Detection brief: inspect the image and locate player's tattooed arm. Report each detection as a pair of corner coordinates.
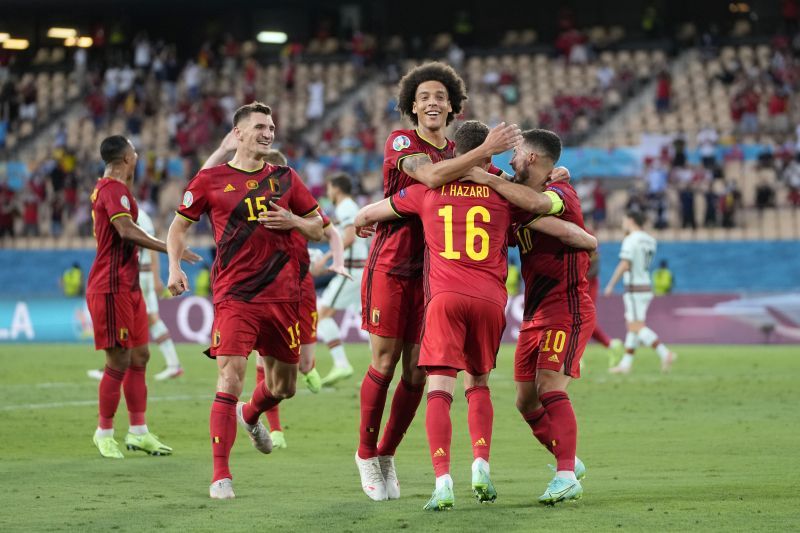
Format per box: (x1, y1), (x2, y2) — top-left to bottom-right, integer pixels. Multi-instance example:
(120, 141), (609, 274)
(402, 122), (524, 188)
(463, 167), (555, 214)
(530, 216), (597, 251)
(604, 260), (631, 295)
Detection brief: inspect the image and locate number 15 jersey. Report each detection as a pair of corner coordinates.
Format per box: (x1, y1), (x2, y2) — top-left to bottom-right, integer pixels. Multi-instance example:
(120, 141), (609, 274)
(177, 162), (319, 304)
(389, 182), (513, 309)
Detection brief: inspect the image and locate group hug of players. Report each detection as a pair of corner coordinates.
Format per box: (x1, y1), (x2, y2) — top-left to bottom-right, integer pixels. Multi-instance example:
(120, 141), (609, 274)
(84, 61), (649, 510)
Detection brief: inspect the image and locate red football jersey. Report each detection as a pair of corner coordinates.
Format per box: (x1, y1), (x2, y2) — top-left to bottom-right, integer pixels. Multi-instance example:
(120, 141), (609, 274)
(390, 182), (511, 309)
(87, 178), (140, 294)
(177, 162), (319, 304)
(513, 182), (594, 322)
(290, 210), (331, 281)
(368, 129), (456, 279)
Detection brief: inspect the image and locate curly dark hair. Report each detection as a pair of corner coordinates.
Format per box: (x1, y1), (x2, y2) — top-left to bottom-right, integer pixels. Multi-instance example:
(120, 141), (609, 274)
(396, 62), (467, 126)
(454, 120), (489, 155)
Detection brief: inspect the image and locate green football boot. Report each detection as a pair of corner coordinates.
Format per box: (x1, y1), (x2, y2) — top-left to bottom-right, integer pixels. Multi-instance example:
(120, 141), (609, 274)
(93, 432), (124, 459)
(538, 476), (583, 505)
(423, 484), (455, 511)
(124, 432), (173, 456)
(270, 430), (287, 449)
(302, 368), (322, 393)
(320, 364), (353, 387)
(471, 462), (497, 503)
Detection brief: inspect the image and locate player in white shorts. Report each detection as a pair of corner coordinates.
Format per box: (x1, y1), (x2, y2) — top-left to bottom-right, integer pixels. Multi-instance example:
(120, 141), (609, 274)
(604, 210), (676, 374)
(317, 173), (369, 386)
(88, 208), (183, 381)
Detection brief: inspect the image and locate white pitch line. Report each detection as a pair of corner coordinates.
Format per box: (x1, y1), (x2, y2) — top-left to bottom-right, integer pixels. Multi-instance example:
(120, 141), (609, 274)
(0, 394), (205, 412)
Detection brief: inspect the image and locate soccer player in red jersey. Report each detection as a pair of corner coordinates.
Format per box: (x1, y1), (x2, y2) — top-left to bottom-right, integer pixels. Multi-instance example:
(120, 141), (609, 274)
(356, 62), (524, 501)
(467, 129), (597, 504)
(200, 137), (348, 450)
(355, 121), (593, 510)
(87, 135), (199, 459)
(166, 102), (325, 499)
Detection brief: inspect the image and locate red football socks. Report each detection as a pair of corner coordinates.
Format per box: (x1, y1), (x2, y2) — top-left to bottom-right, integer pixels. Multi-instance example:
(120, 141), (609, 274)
(426, 390), (453, 477)
(358, 366), (392, 459)
(97, 365), (125, 429)
(242, 380), (281, 425)
(254, 366), (281, 430)
(523, 406), (554, 453)
(265, 405), (282, 432)
(540, 390), (577, 471)
(122, 365), (147, 426)
(465, 386), (493, 462)
(592, 326), (612, 348)
(376, 378), (425, 457)
(210, 392), (237, 482)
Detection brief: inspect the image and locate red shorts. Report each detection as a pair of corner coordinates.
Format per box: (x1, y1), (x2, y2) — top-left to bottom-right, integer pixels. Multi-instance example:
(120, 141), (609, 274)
(514, 314), (595, 381)
(209, 300), (301, 364)
(87, 291), (148, 350)
(361, 269), (423, 344)
(419, 292), (505, 376)
(299, 275), (318, 345)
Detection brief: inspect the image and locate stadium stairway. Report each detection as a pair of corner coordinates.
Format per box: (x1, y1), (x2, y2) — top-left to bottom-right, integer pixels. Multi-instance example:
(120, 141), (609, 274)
(583, 48), (694, 148)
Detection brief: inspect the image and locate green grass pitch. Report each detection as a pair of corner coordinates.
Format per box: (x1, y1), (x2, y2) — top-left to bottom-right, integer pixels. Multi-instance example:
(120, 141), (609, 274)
(0, 343), (797, 532)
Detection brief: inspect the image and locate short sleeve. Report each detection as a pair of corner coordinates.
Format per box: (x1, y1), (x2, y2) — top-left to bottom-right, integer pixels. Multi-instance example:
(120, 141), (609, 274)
(510, 204), (536, 228)
(177, 173), (209, 223)
(384, 131), (425, 173)
(619, 236), (634, 261)
(100, 180), (134, 222)
(287, 169), (320, 218)
(389, 184), (426, 217)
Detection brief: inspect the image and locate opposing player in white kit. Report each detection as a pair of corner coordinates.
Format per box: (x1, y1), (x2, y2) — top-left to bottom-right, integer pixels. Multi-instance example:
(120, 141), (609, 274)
(604, 210), (676, 374)
(318, 173), (369, 386)
(88, 208), (183, 381)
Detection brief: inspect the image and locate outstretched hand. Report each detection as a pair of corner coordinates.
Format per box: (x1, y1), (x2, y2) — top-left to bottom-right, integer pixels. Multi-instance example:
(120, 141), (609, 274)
(481, 122), (523, 155)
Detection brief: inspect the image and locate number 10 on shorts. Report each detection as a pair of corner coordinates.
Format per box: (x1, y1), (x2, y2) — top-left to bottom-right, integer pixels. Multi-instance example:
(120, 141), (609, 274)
(540, 329), (566, 354)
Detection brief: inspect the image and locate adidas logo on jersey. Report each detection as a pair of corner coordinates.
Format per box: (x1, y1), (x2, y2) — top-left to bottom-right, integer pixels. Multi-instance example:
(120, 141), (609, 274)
(223, 184), (236, 192)
(433, 447), (447, 457)
(548, 354), (560, 363)
(473, 437), (487, 447)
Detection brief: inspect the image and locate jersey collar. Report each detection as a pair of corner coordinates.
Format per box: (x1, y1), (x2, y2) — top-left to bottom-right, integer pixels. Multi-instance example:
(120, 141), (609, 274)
(226, 161), (266, 174)
(415, 129), (448, 151)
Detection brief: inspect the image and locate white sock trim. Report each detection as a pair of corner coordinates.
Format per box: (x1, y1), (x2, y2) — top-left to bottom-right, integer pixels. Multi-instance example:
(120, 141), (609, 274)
(128, 424), (148, 435)
(435, 474), (453, 490)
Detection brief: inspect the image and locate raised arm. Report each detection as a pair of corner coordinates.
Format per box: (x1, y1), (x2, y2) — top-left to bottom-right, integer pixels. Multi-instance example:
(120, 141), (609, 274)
(402, 122), (522, 188)
(354, 199), (401, 231)
(201, 130), (237, 170)
(321, 223), (352, 280)
(530, 216), (597, 251)
(604, 259), (630, 295)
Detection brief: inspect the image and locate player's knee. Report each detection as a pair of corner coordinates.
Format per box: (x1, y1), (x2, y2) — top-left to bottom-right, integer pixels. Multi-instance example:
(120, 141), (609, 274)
(515, 394), (538, 414)
(401, 364), (426, 385)
(272, 381), (296, 399)
(371, 354), (398, 378)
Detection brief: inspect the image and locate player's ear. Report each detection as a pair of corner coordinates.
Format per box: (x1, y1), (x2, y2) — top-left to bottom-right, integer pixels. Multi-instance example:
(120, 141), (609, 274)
(411, 100), (418, 117)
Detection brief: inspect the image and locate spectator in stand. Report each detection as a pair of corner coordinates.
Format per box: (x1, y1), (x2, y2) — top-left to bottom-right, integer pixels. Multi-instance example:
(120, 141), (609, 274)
(767, 87), (790, 133)
(655, 70), (671, 113)
(0, 173), (15, 237)
(306, 74), (325, 121)
(593, 180), (607, 227)
(704, 180), (721, 227)
(18, 76), (37, 122)
(736, 83), (760, 134)
(21, 186), (39, 236)
(697, 125), (719, 169)
(720, 182), (741, 228)
(755, 175), (776, 211)
(673, 165), (697, 230)
(596, 61), (616, 90)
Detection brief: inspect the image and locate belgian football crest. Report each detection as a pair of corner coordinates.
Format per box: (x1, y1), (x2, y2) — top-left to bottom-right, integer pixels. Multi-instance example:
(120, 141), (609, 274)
(119, 328), (129, 341)
(371, 307), (380, 325)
